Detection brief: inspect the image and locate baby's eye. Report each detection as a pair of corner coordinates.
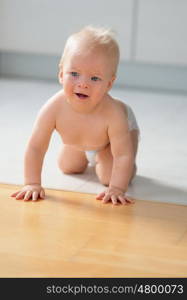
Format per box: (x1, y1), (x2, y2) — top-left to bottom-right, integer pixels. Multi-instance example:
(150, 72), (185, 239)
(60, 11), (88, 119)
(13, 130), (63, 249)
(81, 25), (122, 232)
(91, 76), (101, 81)
(70, 72), (79, 77)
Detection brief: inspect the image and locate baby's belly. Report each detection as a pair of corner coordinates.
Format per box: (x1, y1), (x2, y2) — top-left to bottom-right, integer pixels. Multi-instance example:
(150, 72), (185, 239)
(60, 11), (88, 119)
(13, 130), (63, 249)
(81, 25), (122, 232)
(59, 133), (109, 151)
(56, 127), (109, 152)
(64, 142), (110, 152)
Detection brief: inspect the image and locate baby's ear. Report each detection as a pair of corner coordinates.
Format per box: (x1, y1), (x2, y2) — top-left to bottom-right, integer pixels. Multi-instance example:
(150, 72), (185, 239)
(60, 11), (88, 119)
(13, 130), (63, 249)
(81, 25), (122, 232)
(107, 75), (116, 91)
(58, 69), (63, 85)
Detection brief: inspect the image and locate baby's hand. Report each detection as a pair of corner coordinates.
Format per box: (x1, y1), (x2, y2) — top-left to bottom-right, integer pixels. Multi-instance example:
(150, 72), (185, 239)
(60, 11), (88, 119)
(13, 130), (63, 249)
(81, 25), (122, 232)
(11, 184), (45, 201)
(96, 186), (134, 205)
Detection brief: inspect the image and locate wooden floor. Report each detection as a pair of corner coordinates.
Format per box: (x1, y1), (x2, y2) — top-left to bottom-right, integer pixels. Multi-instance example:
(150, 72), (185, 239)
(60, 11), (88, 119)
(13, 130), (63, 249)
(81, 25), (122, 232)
(0, 183), (187, 278)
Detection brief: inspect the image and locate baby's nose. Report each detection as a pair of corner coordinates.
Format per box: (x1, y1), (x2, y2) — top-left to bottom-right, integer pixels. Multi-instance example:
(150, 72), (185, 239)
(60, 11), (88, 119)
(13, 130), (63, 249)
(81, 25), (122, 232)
(77, 78), (89, 89)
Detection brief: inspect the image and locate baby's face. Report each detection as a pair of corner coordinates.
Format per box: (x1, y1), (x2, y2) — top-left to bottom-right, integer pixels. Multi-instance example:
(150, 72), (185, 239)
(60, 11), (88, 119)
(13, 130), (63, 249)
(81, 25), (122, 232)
(59, 47), (115, 113)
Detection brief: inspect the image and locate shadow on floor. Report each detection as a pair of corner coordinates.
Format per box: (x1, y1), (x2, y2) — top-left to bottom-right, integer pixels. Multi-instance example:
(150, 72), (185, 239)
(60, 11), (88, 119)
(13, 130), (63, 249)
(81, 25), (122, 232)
(66, 167), (187, 205)
(128, 175), (187, 205)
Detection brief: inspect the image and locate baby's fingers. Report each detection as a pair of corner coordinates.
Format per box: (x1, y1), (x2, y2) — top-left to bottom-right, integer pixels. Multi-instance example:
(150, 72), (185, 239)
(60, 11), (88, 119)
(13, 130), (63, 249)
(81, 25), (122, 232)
(96, 192), (105, 200)
(102, 193), (111, 203)
(15, 191), (26, 200)
(40, 189), (45, 199)
(118, 195), (128, 205)
(111, 195), (118, 205)
(32, 191), (39, 201)
(125, 196), (135, 204)
(11, 191), (20, 197)
(24, 191), (32, 201)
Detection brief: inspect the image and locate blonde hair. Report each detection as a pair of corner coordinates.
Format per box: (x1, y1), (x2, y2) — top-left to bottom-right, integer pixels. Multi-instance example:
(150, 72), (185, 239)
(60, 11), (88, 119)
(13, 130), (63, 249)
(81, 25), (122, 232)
(59, 25), (120, 75)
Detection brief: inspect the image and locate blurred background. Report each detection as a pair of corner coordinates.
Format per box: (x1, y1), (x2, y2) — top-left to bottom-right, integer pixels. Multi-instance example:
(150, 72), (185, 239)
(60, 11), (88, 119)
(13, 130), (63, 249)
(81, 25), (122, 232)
(0, 0), (187, 91)
(0, 0), (187, 204)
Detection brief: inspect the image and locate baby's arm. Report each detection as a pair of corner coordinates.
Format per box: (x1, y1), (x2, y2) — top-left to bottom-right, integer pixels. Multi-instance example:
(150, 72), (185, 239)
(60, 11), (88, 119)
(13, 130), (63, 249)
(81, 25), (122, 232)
(11, 97), (57, 201)
(109, 115), (134, 192)
(97, 108), (135, 205)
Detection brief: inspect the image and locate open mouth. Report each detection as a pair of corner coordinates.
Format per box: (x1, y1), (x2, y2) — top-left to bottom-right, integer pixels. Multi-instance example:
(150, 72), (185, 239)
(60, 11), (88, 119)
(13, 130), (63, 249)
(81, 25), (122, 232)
(75, 93), (89, 99)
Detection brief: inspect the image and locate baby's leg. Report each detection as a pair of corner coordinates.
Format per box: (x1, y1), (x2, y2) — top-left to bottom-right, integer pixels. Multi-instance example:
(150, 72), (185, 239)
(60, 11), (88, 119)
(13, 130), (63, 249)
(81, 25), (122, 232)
(58, 145), (88, 174)
(95, 129), (139, 186)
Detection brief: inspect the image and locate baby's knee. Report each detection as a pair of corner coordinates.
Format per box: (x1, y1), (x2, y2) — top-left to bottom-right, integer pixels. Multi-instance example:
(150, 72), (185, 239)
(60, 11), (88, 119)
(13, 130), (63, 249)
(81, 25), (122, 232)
(59, 164), (86, 175)
(96, 164), (110, 186)
(57, 146), (88, 174)
(61, 167), (75, 175)
(98, 175), (110, 186)
(99, 178), (110, 186)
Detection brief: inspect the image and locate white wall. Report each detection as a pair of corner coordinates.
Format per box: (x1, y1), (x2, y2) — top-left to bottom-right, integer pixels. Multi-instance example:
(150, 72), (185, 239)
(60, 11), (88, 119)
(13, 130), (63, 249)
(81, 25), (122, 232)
(1, 0), (187, 66)
(136, 0), (187, 65)
(0, 0), (133, 60)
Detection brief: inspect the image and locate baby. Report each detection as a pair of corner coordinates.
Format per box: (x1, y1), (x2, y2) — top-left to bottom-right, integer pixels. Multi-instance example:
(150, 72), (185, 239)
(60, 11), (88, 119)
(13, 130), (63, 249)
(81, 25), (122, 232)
(11, 26), (140, 205)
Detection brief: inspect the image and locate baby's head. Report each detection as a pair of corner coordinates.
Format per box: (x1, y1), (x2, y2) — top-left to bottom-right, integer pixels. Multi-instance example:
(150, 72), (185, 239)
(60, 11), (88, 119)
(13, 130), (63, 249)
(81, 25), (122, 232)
(59, 26), (120, 78)
(59, 26), (120, 112)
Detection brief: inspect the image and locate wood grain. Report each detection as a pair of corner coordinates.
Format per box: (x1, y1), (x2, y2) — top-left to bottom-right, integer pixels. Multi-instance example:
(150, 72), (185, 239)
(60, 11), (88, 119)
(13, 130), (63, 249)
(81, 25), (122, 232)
(0, 183), (187, 277)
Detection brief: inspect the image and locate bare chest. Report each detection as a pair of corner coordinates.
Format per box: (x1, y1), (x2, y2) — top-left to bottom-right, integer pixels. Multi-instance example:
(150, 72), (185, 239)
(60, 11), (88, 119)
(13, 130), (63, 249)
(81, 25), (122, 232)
(56, 113), (109, 151)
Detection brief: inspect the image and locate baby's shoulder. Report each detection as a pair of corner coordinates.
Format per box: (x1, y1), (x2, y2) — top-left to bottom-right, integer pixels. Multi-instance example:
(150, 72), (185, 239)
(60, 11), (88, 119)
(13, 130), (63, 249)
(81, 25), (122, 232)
(45, 90), (64, 107)
(106, 96), (128, 118)
(35, 90), (66, 127)
(40, 90), (65, 115)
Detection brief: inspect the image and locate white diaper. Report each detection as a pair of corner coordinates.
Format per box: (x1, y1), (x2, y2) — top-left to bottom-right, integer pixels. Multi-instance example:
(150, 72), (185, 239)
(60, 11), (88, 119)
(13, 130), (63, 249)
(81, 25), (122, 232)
(85, 150), (97, 167)
(125, 104), (140, 132)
